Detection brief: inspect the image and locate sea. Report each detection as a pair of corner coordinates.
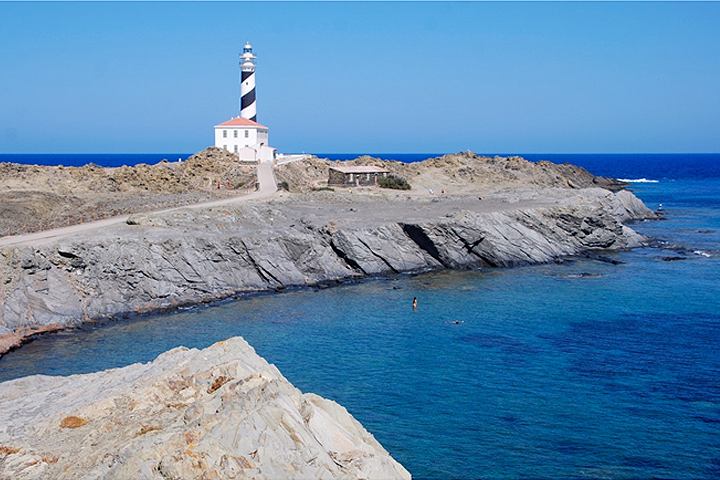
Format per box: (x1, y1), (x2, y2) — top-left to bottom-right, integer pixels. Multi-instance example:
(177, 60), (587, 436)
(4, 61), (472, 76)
(1, 152), (719, 479)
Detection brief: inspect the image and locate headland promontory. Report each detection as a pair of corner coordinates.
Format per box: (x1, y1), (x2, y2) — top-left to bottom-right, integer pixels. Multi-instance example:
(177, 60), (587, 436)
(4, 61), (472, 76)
(0, 149), (655, 355)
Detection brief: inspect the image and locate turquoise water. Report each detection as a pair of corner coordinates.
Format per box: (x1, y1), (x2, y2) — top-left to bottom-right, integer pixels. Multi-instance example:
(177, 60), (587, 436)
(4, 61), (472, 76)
(1, 156), (719, 479)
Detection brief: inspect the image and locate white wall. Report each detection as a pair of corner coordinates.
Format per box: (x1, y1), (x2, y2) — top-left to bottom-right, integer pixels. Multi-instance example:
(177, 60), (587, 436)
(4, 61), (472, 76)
(239, 146), (257, 162)
(214, 127), (269, 152)
(258, 144), (275, 163)
(257, 130), (268, 145)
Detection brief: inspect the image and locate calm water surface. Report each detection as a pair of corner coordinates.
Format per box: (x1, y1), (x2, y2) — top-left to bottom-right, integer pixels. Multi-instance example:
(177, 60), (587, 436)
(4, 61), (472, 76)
(1, 155), (719, 479)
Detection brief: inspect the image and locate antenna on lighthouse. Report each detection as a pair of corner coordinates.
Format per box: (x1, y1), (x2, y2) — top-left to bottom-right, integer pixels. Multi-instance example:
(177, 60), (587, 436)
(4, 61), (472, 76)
(239, 41), (257, 122)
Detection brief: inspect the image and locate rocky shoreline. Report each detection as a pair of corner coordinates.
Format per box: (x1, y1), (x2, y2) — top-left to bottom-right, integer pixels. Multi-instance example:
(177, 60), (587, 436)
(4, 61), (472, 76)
(0, 152), (658, 478)
(0, 184), (654, 357)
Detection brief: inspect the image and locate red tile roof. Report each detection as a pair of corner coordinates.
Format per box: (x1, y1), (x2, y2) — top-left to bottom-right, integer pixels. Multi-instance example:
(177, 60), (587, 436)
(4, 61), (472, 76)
(214, 117), (268, 129)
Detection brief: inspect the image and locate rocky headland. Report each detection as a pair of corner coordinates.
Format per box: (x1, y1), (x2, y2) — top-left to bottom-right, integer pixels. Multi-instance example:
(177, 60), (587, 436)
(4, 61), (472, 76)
(0, 150), (657, 478)
(0, 336), (411, 479)
(0, 150), (656, 355)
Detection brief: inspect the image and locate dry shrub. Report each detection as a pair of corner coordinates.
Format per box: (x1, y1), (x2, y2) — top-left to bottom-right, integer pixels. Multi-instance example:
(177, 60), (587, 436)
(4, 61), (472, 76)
(59, 416), (88, 428)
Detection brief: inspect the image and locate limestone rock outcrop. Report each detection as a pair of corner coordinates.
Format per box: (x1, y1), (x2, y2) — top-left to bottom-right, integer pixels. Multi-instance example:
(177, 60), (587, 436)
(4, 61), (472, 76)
(0, 187), (655, 354)
(0, 336), (411, 480)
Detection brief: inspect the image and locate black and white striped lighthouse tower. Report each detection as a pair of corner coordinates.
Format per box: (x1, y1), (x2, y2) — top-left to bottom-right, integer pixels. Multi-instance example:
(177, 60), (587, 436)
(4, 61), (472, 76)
(239, 42), (257, 122)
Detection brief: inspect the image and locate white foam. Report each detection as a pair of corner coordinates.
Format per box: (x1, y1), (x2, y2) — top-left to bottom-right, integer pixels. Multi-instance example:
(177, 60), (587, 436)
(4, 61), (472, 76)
(693, 250), (712, 258)
(618, 178), (660, 183)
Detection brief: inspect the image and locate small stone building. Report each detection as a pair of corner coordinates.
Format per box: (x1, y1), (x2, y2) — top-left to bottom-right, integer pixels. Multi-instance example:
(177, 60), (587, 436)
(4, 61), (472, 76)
(328, 166), (391, 187)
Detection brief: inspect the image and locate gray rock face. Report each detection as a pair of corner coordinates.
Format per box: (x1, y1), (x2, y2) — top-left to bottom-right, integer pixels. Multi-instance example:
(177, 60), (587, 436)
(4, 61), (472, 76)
(0, 336), (411, 479)
(0, 187), (655, 346)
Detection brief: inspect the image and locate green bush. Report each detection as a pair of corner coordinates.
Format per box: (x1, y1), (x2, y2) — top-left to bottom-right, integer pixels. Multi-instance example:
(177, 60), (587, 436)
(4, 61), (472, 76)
(378, 175), (411, 190)
(280, 181), (290, 191)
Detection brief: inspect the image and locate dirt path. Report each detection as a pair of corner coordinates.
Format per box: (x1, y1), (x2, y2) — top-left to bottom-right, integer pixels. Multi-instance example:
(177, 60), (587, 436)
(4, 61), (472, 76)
(0, 162), (278, 249)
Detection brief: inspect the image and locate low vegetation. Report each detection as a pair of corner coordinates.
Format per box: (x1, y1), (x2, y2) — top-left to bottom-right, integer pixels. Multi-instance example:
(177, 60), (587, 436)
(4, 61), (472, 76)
(378, 175), (411, 190)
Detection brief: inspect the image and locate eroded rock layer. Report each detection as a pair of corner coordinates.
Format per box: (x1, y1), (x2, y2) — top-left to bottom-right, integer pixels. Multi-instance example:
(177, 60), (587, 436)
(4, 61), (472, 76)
(0, 336), (411, 479)
(0, 186), (654, 354)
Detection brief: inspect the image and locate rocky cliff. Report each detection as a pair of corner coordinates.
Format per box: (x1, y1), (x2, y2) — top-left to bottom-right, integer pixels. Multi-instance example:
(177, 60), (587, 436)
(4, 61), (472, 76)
(0, 336), (411, 479)
(0, 186), (655, 355)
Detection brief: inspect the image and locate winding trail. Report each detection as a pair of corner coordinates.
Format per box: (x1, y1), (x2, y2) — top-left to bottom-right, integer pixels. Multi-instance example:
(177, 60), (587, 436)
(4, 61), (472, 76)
(0, 162), (278, 249)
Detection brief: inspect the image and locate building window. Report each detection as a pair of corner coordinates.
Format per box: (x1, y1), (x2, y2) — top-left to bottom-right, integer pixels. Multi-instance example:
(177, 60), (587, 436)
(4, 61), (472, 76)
(223, 130), (227, 138)
(245, 130), (249, 138)
(223, 145), (227, 150)
(234, 145), (238, 153)
(234, 130), (238, 138)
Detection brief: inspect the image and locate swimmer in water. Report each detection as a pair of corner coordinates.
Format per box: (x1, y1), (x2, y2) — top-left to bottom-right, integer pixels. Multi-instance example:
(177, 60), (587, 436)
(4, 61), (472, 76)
(413, 297), (418, 310)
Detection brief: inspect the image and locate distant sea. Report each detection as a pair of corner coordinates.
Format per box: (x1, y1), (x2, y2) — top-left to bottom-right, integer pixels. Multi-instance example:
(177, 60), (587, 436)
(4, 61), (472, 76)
(0, 153), (193, 168)
(2, 151), (719, 181)
(1, 153), (720, 479)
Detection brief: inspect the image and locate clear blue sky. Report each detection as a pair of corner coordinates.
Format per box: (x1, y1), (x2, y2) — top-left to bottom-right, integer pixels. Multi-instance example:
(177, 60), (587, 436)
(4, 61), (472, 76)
(1, 2), (719, 154)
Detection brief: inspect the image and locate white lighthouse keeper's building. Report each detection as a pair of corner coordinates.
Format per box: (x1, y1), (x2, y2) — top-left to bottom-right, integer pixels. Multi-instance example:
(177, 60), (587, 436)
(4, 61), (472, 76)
(214, 117), (275, 163)
(214, 41), (276, 163)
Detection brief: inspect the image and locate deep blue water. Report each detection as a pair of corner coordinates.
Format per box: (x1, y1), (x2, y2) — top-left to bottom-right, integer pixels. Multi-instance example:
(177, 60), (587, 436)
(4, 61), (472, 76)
(1, 154), (720, 479)
(0, 153), (192, 168)
(319, 152), (720, 181)
(4, 152), (720, 181)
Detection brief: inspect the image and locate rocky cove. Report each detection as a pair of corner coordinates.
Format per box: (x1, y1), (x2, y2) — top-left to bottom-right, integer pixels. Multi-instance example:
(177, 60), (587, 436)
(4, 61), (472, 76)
(0, 186), (654, 355)
(0, 152), (657, 478)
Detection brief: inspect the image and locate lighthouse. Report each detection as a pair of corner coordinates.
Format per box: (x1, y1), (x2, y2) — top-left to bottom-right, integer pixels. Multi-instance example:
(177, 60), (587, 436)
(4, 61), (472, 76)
(240, 41), (257, 121)
(214, 41), (275, 163)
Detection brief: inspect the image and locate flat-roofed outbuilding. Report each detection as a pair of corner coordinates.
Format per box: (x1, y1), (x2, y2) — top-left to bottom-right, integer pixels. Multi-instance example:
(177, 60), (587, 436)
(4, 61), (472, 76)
(328, 166), (391, 187)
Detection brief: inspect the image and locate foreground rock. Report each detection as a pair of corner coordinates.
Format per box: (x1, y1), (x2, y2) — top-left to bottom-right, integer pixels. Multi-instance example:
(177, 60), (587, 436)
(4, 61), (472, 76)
(0, 336), (411, 479)
(0, 184), (655, 355)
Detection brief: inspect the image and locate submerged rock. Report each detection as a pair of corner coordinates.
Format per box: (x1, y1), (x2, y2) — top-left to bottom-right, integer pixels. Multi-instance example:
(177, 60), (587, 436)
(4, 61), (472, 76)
(0, 336), (411, 479)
